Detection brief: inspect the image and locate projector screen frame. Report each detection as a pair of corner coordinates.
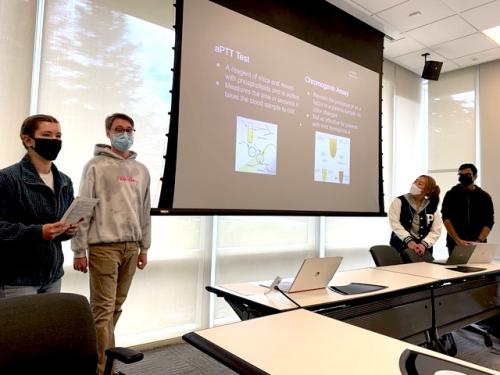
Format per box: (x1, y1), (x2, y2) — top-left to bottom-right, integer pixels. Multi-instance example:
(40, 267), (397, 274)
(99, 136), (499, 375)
(157, 0), (385, 217)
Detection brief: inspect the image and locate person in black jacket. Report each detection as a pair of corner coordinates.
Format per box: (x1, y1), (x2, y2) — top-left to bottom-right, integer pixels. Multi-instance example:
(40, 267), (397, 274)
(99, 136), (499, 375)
(0, 114), (80, 298)
(441, 163), (494, 255)
(389, 175), (442, 257)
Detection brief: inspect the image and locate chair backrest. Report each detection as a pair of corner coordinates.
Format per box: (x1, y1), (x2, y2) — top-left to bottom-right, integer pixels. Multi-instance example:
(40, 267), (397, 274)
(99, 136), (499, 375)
(402, 248), (435, 263)
(0, 293), (97, 375)
(369, 245), (404, 266)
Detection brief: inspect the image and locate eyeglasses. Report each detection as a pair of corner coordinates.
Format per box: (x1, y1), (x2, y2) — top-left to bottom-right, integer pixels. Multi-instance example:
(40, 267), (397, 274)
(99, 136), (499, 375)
(458, 172), (473, 177)
(111, 127), (135, 135)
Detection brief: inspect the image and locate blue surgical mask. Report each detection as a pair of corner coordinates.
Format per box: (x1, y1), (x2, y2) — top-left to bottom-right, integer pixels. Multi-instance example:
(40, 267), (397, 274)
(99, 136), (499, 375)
(111, 132), (133, 152)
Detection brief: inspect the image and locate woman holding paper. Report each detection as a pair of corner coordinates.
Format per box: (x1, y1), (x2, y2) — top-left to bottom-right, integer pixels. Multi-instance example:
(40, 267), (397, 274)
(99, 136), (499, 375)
(0, 114), (79, 298)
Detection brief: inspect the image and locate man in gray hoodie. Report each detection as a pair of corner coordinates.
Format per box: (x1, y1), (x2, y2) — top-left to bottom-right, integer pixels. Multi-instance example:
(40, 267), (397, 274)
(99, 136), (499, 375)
(72, 113), (151, 375)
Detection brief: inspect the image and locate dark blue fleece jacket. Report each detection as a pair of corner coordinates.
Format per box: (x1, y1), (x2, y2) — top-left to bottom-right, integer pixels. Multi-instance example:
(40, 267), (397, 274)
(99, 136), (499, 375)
(0, 155), (74, 286)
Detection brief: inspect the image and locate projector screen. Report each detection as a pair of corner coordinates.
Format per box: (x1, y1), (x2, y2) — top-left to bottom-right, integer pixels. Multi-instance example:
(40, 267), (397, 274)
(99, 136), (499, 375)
(159, 0), (384, 215)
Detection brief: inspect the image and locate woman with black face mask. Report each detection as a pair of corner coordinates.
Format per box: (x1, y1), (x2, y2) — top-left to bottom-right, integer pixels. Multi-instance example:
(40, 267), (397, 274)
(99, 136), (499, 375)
(0, 114), (81, 298)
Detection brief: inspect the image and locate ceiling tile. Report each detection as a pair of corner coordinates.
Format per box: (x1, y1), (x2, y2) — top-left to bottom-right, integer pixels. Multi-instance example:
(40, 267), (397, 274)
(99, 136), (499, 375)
(325, 0), (398, 38)
(433, 32), (498, 58)
(440, 0), (496, 13)
(392, 48), (446, 71)
(406, 16), (478, 46)
(462, 1), (500, 30)
(326, 0), (500, 74)
(351, 0), (408, 14)
(384, 36), (424, 57)
(453, 47), (500, 66)
(327, 0), (373, 14)
(372, 14), (405, 40)
(377, 0), (454, 32)
(439, 60), (461, 72)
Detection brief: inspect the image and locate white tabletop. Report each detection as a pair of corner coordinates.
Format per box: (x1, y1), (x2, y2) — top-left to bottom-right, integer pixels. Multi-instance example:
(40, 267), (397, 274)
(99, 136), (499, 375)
(216, 267), (435, 310)
(377, 262), (500, 281)
(192, 309), (498, 375)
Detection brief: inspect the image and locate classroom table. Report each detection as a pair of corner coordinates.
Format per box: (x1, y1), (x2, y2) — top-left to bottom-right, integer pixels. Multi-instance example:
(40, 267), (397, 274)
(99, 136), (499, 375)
(378, 262), (500, 338)
(183, 308), (499, 375)
(207, 263), (500, 344)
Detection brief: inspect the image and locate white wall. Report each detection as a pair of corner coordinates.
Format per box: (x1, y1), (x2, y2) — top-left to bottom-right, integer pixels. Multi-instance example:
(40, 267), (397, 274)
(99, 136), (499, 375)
(0, 0), (36, 165)
(479, 60), (500, 244)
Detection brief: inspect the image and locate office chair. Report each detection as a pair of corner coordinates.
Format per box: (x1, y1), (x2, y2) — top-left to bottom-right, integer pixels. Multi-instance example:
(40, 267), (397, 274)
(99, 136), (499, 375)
(0, 293), (143, 375)
(369, 245), (403, 266)
(463, 324), (493, 348)
(401, 248), (434, 263)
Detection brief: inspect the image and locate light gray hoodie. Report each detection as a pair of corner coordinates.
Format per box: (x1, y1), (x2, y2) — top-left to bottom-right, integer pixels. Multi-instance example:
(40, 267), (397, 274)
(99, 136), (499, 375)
(71, 144), (151, 257)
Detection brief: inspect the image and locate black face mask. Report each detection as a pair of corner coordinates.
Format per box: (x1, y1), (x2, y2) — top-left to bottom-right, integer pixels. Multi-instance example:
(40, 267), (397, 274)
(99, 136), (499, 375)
(31, 138), (62, 161)
(458, 174), (473, 186)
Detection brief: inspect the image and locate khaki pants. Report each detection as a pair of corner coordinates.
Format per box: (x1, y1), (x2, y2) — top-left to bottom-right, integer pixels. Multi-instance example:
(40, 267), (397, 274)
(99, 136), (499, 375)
(89, 242), (139, 375)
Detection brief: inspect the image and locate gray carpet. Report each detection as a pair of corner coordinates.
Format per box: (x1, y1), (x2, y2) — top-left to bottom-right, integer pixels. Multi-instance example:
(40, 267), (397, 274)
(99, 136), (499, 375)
(118, 342), (237, 375)
(118, 329), (500, 374)
(454, 328), (500, 371)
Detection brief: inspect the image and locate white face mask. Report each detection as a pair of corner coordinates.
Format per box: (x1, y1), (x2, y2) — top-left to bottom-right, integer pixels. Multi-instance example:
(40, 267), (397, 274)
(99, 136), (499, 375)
(410, 183), (423, 196)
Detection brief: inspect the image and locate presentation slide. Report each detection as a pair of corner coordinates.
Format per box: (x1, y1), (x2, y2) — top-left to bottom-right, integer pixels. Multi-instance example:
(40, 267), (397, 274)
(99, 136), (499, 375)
(170, 0), (381, 213)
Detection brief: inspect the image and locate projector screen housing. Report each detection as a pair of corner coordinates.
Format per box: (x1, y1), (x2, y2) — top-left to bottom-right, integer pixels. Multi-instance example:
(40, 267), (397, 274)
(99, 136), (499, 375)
(157, 0), (385, 216)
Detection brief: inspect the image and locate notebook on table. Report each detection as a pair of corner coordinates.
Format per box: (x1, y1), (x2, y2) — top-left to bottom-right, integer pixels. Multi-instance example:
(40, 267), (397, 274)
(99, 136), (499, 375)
(329, 282), (387, 295)
(447, 265), (486, 273)
(260, 257), (342, 293)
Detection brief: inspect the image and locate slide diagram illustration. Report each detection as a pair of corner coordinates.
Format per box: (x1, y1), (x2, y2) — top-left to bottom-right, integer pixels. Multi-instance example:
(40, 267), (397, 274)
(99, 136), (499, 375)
(235, 116), (277, 175)
(314, 131), (350, 184)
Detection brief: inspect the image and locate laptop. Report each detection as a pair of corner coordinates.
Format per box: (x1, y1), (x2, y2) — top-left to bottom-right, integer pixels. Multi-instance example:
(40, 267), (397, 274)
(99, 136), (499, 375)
(433, 245), (473, 265)
(260, 257), (342, 293)
(433, 243), (498, 265)
(468, 243), (498, 263)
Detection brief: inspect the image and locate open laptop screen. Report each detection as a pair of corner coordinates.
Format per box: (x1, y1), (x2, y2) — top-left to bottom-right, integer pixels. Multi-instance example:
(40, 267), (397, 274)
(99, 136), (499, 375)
(468, 243), (498, 263)
(269, 257), (343, 293)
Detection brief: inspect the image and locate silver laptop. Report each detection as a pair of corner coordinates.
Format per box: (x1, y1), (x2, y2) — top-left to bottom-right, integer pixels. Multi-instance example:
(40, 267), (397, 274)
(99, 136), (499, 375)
(434, 243), (498, 265)
(261, 257), (342, 293)
(468, 243), (498, 263)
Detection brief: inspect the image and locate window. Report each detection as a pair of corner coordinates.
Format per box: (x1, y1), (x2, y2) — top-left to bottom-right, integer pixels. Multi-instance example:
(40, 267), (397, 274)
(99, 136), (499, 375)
(428, 67), (476, 191)
(214, 216), (316, 324)
(36, 0), (208, 346)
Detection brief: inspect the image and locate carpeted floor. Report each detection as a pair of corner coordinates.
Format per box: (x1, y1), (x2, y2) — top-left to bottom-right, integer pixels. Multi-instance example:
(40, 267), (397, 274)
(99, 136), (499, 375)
(119, 341), (237, 375)
(119, 329), (500, 374)
(454, 328), (500, 371)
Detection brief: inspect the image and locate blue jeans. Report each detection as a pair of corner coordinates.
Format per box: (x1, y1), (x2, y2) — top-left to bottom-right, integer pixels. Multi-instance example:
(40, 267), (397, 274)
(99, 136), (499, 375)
(0, 278), (62, 298)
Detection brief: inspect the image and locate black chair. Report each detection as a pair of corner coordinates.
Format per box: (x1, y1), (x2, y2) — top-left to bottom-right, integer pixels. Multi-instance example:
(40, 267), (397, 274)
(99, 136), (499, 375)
(402, 248), (435, 263)
(369, 245), (403, 266)
(463, 324), (493, 348)
(0, 293), (143, 375)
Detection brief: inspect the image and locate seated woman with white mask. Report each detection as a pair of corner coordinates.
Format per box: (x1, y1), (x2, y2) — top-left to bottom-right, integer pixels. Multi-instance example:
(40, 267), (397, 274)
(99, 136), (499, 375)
(389, 175), (442, 257)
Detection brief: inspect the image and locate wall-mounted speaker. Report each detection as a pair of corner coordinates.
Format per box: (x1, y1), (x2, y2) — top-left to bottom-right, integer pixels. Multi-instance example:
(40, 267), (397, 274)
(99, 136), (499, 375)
(422, 60), (442, 81)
